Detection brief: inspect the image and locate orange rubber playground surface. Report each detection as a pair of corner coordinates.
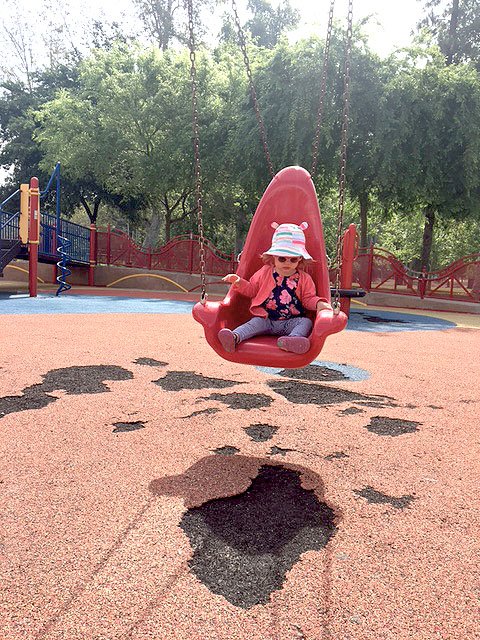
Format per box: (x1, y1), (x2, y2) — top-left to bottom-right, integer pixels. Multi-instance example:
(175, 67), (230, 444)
(1, 289), (480, 640)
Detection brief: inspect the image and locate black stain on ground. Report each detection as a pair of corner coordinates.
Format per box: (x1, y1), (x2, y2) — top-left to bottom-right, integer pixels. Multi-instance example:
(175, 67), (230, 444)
(153, 371), (242, 391)
(353, 486), (415, 510)
(340, 407), (365, 415)
(134, 358), (168, 367)
(201, 393), (273, 411)
(428, 405), (443, 410)
(366, 416), (421, 437)
(277, 366), (347, 382)
(267, 380), (396, 408)
(213, 446), (240, 455)
(182, 408), (221, 419)
(0, 366), (133, 419)
(112, 421), (146, 433)
(269, 446), (294, 456)
(324, 452), (349, 461)
(244, 424), (279, 442)
(179, 465), (337, 609)
(359, 313), (408, 324)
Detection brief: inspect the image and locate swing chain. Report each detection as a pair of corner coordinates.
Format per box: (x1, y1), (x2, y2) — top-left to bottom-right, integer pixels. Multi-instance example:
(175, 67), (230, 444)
(231, 0), (275, 180)
(332, 0), (353, 316)
(311, 0), (335, 178)
(186, 0), (207, 304)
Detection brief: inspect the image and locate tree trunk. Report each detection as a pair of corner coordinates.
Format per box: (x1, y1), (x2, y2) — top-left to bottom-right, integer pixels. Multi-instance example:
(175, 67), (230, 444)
(420, 205), (436, 271)
(80, 195), (100, 225)
(446, 0), (460, 66)
(143, 205), (163, 248)
(359, 192), (368, 248)
(234, 207), (248, 257)
(165, 210), (172, 243)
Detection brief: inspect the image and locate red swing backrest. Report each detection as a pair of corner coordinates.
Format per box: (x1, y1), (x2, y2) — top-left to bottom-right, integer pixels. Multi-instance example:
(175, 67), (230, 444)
(226, 166), (330, 321)
(192, 166), (346, 368)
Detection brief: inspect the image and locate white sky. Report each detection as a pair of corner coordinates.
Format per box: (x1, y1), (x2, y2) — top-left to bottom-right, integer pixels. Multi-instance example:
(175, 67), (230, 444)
(0, 0), (431, 185)
(287, 0), (426, 56)
(77, 0), (428, 58)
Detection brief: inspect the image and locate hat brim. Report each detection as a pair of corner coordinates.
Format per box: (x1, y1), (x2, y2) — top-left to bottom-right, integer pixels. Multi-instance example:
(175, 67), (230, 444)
(264, 247), (313, 260)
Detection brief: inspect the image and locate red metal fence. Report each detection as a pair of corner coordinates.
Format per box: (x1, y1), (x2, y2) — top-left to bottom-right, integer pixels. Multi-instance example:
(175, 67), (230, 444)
(96, 228), (236, 276)
(354, 246), (480, 303)
(94, 227), (480, 303)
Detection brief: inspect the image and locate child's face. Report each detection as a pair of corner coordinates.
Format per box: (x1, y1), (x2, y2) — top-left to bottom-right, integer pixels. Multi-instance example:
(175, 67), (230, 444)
(273, 255), (301, 277)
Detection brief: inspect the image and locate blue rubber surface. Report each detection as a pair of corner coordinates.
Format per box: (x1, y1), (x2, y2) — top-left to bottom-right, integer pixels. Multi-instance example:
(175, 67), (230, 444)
(347, 309), (456, 332)
(0, 293), (457, 331)
(0, 293), (194, 315)
(256, 360), (371, 381)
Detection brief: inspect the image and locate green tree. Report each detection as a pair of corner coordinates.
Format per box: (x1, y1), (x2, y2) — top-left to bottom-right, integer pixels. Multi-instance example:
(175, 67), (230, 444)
(377, 51), (480, 269)
(35, 44), (226, 244)
(132, 0), (214, 51)
(0, 61), (82, 203)
(417, 0), (480, 69)
(245, 0), (299, 48)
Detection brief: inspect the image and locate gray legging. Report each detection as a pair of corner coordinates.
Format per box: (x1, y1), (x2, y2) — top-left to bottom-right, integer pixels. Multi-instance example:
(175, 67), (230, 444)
(234, 316), (313, 343)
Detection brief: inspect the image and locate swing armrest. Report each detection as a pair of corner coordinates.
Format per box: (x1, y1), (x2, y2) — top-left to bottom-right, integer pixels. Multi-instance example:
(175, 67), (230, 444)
(311, 308), (348, 339)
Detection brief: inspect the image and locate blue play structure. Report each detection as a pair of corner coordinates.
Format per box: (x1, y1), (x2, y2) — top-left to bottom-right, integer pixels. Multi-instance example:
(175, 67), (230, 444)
(0, 164), (89, 294)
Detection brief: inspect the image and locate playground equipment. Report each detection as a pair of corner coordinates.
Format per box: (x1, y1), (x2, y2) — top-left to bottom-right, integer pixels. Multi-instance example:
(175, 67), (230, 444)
(42, 163), (72, 295)
(193, 167), (348, 368)
(189, 0), (356, 367)
(0, 164), (89, 296)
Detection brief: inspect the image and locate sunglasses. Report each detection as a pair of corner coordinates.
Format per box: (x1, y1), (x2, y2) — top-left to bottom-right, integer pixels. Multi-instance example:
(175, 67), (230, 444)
(276, 256), (301, 263)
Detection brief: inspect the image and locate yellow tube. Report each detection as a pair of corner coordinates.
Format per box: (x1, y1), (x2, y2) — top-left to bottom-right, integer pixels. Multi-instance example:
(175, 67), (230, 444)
(5, 265), (45, 283)
(105, 273), (189, 292)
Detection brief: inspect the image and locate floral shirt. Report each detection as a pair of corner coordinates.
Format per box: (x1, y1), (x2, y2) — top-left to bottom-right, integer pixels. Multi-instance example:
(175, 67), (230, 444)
(261, 271), (305, 320)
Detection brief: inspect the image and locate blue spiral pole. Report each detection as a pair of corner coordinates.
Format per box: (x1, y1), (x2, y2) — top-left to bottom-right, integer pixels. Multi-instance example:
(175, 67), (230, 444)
(53, 164), (71, 295)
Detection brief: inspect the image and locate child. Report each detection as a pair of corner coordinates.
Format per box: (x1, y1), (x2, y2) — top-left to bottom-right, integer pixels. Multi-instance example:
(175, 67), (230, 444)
(218, 222), (332, 354)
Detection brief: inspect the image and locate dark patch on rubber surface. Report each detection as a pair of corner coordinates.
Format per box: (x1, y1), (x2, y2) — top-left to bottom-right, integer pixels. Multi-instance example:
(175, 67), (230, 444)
(359, 313), (408, 324)
(244, 424), (279, 442)
(134, 358), (167, 367)
(153, 371), (241, 391)
(112, 421), (146, 433)
(202, 393), (273, 410)
(42, 365), (132, 394)
(0, 388), (56, 418)
(180, 465), (337, 609)
(340, 407), (365, 415)
(267, 380), (396, 408)
(269, 446), (294, 456)
(277, 366), (347, 382)
(354, 486), (415, 510)
(182, 408), (221, 419)
(366, 416), (421, 436)
(213, 446), (240, 455)
(0, 365), (133, 419)
(428, 405), (443, 410)
(324, 451), (349, 460)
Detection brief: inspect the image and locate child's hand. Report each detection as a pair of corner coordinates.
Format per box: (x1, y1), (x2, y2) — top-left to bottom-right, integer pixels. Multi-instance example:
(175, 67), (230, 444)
(316, 300), (333, 313)
(222, 274), (240, 286)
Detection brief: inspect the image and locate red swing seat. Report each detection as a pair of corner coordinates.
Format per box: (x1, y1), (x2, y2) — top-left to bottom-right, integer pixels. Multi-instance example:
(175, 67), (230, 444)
(193, 166), (347, 368)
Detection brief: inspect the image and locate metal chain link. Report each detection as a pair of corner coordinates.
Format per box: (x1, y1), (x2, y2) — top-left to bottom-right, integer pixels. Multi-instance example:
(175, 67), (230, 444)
(186, 0), (207, 304)
(311, 0), (335, 177)
(231, 0), (275, 180)
(332, 0), (353, 315)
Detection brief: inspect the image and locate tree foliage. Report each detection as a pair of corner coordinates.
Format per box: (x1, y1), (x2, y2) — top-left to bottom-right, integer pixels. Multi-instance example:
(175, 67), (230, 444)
(417, 0), (480, 68)
(0, 1), (479, 266)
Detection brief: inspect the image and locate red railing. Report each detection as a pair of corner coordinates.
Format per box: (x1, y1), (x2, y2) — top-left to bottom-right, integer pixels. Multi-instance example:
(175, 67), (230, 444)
(93, 227), (480, 303)
(354, 245), (480, 302)
(95, 227), (236, 276)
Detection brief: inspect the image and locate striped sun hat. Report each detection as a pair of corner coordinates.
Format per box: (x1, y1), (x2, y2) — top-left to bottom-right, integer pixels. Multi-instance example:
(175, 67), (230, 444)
(263, 222), (313, 260)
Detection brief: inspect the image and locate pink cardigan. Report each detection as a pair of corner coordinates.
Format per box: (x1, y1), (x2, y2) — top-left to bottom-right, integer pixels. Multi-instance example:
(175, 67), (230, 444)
(234, 264), (328, 318)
